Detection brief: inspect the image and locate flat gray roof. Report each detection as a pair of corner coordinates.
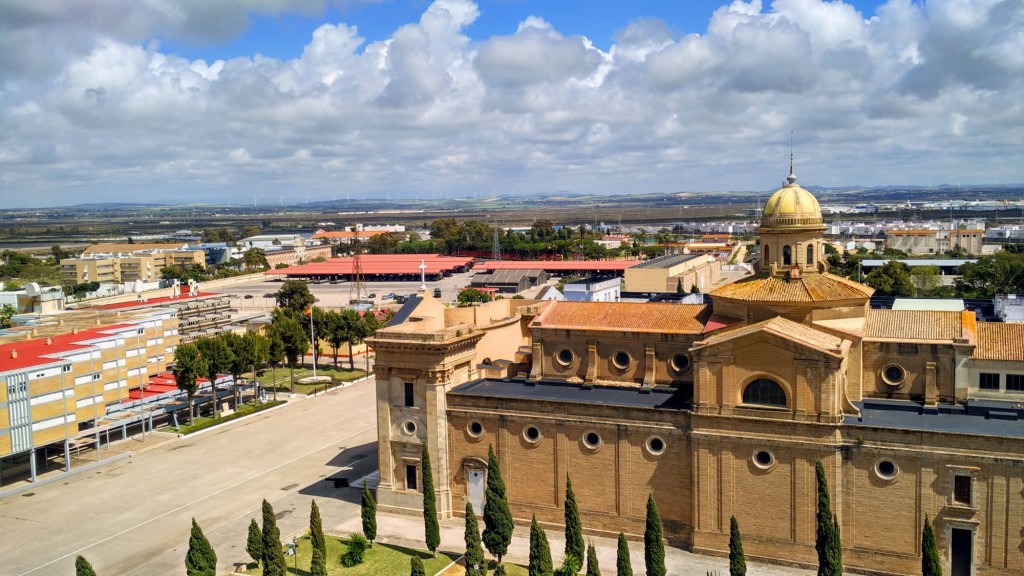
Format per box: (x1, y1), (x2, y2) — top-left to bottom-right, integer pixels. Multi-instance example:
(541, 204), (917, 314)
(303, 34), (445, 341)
(450, 379), (689, 410)
(632, 253), (698, 269)
(847, 399), (1024, 438)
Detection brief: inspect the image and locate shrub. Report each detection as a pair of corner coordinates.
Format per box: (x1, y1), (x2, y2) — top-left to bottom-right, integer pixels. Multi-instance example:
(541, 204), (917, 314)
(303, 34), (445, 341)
(341, 533), (369, 567)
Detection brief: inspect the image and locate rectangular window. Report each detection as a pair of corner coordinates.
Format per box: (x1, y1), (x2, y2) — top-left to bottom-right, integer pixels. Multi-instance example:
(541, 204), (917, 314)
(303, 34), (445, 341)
(404, 382), (415, 407)
(406, 464), (418, 491)
(1007, 374), (1024, 392)
(953, 475), (972, 506)
(979, 373), (1000, 390)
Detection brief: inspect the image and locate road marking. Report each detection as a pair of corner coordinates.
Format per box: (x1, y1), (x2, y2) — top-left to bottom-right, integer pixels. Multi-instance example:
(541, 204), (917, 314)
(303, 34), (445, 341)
(16, 423), (376, 576)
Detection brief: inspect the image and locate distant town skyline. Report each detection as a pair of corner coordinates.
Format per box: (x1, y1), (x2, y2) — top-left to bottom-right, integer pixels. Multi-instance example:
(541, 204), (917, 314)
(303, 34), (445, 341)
(1, 0), (1021, 209)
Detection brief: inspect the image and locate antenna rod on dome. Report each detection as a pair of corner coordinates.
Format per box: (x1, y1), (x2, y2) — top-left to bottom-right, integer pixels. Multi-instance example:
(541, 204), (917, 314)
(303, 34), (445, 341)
(786, 130), (797, 185)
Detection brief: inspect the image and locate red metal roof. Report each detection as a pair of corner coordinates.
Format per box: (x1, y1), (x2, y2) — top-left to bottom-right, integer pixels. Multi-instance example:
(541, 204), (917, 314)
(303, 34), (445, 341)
(266, 254), (475, 276)
(476, 260), (638, 272)
(0, 324), (134, 372)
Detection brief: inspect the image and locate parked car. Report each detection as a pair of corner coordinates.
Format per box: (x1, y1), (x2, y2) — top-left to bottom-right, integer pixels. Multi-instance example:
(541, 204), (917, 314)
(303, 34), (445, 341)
(243, 294), (253, 299)
(395, 295), (407, 304)
(383, 293), (396, 300)
(367, 293), (377, 299)
(433, 288), (442, 298)
(263, 293), (276, 298)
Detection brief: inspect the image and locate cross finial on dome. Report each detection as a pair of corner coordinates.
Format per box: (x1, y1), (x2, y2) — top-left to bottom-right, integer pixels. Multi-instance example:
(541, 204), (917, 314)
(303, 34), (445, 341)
(785, 131), (797, 186)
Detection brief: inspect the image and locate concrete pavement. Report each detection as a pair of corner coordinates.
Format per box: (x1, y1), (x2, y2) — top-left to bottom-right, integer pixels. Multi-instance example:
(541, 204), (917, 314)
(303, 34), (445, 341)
(0, 380), (379, 576)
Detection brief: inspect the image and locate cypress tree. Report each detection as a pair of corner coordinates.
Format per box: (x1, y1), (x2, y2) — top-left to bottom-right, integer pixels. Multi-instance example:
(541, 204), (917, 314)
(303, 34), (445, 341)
(529, 515), (554, 576)
(422, 444), (441, 557)
(310, 499), (326, 558)
(564, 475), (584, 567)
(729, 516), (747, 576)
(493, 565), (507, 576)
(815, 460), (843, 576)
(922, 515), (942, 576)
(75, 556), (97, 576)
(465, 502), (487, 576)
(585, 542), (600, 576)
(362, 481), (378, 547)
(483, 445), (514, 564)
(616, 533), (633, 576)
(310, 546), (327, 576)
(644, 494), (666, 576)
(410, 555), (426, 576)
(185, 518), (217, 576)
(262, 499), (288, 576)
(246, 518), (263, 566)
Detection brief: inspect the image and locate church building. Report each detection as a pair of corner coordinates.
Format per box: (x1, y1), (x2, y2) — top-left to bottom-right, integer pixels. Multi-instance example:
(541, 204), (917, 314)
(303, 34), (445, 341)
(368, 168), (1024, 576)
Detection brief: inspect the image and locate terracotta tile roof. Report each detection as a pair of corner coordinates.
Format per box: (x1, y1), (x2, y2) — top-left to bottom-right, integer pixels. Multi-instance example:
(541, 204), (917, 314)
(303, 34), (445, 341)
(974, 323), (1024, 360)
(864, 310), (972, 342)
(710, 273), (874, 302)
(694, 316), (847, 357)
(531, 302), (711, 334)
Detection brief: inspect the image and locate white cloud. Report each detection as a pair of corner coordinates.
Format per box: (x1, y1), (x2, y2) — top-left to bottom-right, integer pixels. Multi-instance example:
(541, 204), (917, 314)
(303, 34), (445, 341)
(0, 0), (1022, 207)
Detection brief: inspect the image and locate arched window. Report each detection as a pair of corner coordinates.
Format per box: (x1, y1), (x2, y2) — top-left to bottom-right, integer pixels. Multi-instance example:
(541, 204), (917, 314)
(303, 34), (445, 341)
(806, 244), (814, 265)
(742, 378), (787, 408)
(782, 245), (792, 265)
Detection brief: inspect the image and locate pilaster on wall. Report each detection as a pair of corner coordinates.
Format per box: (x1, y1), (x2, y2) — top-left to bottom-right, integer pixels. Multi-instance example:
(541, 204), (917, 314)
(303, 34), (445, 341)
(585, 341), (598, 383)
(375, 369), (394, 494)
(643, 347), (656, 387)
(530, 342), (543, 381)
(924, 362), (938, 407)
(425, 366), (454, 519)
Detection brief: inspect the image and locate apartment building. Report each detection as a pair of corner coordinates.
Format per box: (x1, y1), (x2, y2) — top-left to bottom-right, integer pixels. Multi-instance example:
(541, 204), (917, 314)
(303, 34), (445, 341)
(60, 250), (206, 284)
(0, 307), (179, 483)
(886, 228), (985, 255)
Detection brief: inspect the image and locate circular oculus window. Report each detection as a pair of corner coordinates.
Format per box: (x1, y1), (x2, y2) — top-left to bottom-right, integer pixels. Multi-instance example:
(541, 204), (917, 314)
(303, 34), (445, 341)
(612, 350), (632, 370)
(670, 353), (692, 374)
(875, 459), (899, 481)
(881, 363), (907, 386)
(752, 449), (775, 470)
(523, 426), (542, 444)
(467, 420), (484, 438)
(556, 348), (575, 367)
(645, 436), (666, 456)
(583, 431), (602, 450)
(402, 420), (417, 435)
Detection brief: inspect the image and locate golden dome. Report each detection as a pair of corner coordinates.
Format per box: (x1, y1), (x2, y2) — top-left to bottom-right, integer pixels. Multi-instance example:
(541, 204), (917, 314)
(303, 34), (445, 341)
(760, 172), (823, 229)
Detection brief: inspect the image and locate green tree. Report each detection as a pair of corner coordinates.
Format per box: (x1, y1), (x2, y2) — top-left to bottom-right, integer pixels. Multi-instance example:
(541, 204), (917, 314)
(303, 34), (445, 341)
(172, 343), (206, 425)
(465, 501), (486, 576)
(644, 494), (666, 576)
(422, 445), (440, 556)
(262, 499), (288, 576)
(275, 279), (315, 313)
(564, 475), (584, 567)
(864, 260), (914, 297)
(457, 288), (493, 304)
(729, 516), (746, 576)
(815, 460), (843, 576)
(267, 327), (285, 401)
(483, 445), (514, 564)
(493, 565), (507, 576)
(220, 332), (248, 408)
(339, 308), (364, 371)
(410, 555), (426, 576)
(362, 481), (377, 546)
(185, 518), (217, 576)
(909, 265), (942, 297)
(271, 312), (309, 393)
(242, 248), (269, 269)
(241, 331), (269, 404)
(75, 556), (97, 576)
(922, 515), (942, 576)
(585, 543), (600, 576)
(195, 335), (235, 419)
(616, 533), (633, 576)
(246, 518), (263, 567)
(955, 250), (1024, 297)
(310, 499), (326, 558)
(0, 303), (17, 328)
(676, 278), (684, 293)
(529, 515), (554, 576)
(310, 546), (327, 576)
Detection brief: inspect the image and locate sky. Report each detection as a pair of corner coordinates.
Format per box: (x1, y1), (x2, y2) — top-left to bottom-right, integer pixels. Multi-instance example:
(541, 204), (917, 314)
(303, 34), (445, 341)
(0, 0), (1022, 209)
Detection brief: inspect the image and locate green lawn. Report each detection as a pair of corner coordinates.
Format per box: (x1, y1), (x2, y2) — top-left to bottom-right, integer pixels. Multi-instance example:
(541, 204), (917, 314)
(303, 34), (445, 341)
(256, 367), (369, 396)
(247, 535), (459, 575)
(157, 400), (285, 435)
